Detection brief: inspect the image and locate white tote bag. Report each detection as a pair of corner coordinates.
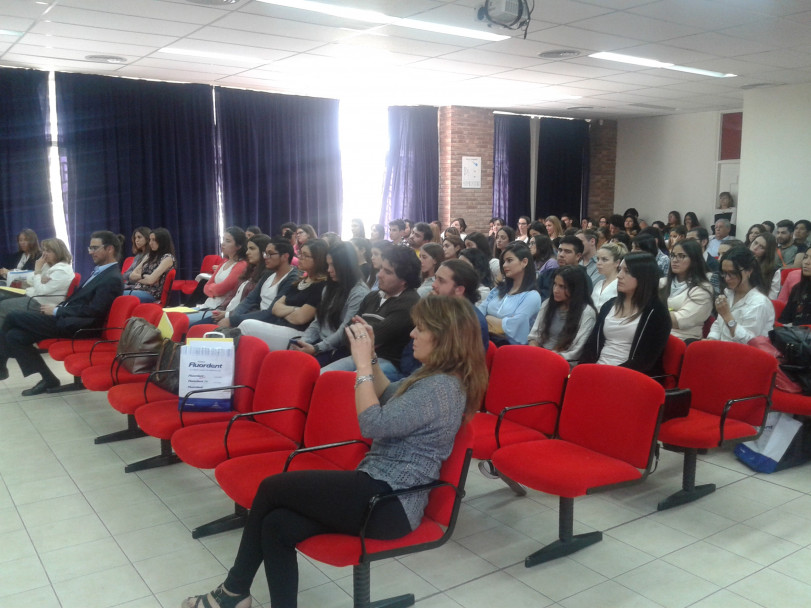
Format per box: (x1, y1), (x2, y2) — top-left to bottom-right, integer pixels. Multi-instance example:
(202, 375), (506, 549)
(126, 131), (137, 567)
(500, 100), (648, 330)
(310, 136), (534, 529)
(178, 335), (235, 412)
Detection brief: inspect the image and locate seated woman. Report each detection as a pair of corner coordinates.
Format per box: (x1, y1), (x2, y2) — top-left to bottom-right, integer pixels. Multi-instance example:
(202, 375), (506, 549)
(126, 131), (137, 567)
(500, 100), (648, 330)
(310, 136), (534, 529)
(779, 252), (811, 325)
(581, 252), (671, 374)
(294, 223), (317, 257)
(195, 227), (249, 310)
(417, 243), (444, 297)
(350, 237), (372, 284)
(123, 227), (176, 303)
(289, 241), (370, 365)
(660, 239), (713, 342)
(366, 241), (393, 290)
(708, 246), (774, 342)
(489, 225), (516, 284)
(478, 242), (541, 345)
(528, 266), (597, 364)
(744, 223), (765, 248)
(0, 228), (40, 285)
(122, 226), (150, 283)
(369, 223), (385, 242)
(183, 296), (486, 608)
(591, 242), (627, 309)
(749, 231), (781, 298)
(529, 234), (558, 277)
(459, 247), (493, 303)
(239, 239), (329, 350)
(442, 234), (464, 260)
(187, 235), (271, 327)
(0, 238), (75, 327)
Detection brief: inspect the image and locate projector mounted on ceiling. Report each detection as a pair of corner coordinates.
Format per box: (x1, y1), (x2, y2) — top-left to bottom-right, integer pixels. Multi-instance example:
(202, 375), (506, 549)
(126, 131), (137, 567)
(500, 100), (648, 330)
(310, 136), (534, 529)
(477, 0), (533, 38)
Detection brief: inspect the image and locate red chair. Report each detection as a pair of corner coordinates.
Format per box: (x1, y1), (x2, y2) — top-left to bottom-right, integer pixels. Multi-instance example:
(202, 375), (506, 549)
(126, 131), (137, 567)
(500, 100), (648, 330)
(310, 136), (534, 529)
(772, 299), (786, 323)
(159, 268), (176, 307)
(297, 423), (473, 608)
(121, 257), (135, 275)
(164, 311), (189, 341)
(171, 255), (224, 296)
(209, 371), (368, 538)
(485, 341), (497, 372)
(124, 336), (269, 473)
(472, 346), (569, 494)
(65, 273), (81, 298)
(492, 365), (664, 565)
(98, 324), (220, 445)
(772, 390), (811, 417)
(657, 341), (777, 511)
(48, 295), (139, 361)
(654, 335), (687, 390)
(171, 350), (321, 469)
(781, 267), (801, 285)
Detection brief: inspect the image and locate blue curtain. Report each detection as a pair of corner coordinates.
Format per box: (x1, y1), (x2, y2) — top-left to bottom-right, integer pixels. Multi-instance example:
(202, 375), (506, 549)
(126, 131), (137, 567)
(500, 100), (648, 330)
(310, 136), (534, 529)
(216, 88), (342, 236)
(0, 68), (54, 263)
(55, 73), (218, 279)
(380, 106), (438, 226)
(492, 114), (531, 226)
(536, 118), (590, 221)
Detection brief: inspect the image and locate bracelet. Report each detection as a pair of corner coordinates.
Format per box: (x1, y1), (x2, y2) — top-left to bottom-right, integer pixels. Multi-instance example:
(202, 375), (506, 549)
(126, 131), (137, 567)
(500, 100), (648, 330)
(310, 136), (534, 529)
(355, 374), (374, 388)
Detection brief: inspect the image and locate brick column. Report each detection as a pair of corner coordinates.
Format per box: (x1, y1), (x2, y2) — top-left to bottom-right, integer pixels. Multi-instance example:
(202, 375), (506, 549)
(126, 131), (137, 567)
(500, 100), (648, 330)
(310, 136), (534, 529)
(587, 119), (617, 221)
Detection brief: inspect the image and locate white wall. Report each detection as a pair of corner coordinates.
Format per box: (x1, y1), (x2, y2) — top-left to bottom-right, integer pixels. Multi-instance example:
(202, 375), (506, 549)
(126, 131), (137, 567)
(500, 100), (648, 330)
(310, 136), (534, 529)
(615, 111), (720, 228)
(738, 82), (811, 231)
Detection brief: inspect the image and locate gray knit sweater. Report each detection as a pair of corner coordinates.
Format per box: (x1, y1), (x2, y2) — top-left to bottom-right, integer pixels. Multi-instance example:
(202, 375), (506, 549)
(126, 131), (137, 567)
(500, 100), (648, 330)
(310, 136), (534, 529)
(356, 374), (465, 530)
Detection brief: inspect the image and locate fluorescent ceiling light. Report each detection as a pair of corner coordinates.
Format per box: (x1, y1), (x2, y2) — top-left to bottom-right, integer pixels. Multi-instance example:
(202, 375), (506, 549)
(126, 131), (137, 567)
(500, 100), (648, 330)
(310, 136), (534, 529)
(158, 47), (268, 63)
(589, 52), (736, 78)
(0, 29), (24, 36)
(256, 0), (509, 41)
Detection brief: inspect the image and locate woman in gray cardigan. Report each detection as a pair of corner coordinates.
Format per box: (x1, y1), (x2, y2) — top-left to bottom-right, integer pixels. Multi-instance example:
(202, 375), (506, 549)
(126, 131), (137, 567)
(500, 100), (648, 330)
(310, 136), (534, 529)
(183, 296), (488, 608)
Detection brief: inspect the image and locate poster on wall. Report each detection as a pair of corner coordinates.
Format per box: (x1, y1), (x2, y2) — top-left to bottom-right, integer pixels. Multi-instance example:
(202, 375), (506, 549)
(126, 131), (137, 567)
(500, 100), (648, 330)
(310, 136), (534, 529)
(462, 156), (481, 189)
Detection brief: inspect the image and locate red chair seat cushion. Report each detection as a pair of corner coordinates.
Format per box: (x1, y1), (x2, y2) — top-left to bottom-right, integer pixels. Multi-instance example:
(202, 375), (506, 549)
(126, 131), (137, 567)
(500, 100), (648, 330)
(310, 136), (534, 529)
(658, 409), (757, 449)
(81, 365), (150, 391)
(135, 400), (236, 440)
(297, 518), (445, 568)
(493, 440), (642, 498)
(172, 421), (298, 469)
(470, 412), (547, 460)
(63, 351), (117, 377)
(108, 382), (176, 415)
(50, 340), (116, 361)
(216, 451), (347, 508)
(772, 390), (811, 416)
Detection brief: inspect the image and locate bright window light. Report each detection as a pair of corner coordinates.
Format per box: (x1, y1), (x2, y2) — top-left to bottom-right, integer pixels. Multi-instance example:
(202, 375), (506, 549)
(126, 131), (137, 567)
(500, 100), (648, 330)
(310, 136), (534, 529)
(339, 100), (389, 240)
(47, 72), (70, 249)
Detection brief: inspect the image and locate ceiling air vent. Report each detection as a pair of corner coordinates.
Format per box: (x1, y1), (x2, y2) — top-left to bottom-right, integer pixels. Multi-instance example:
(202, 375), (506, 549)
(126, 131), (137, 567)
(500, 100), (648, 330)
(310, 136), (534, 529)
(538, 50), (581, 59)
(85, 55), (127, 64)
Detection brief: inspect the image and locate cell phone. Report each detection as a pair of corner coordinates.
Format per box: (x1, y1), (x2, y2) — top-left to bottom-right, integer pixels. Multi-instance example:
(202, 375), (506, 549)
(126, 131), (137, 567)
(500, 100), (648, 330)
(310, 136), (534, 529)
(288, 337), (302, 347)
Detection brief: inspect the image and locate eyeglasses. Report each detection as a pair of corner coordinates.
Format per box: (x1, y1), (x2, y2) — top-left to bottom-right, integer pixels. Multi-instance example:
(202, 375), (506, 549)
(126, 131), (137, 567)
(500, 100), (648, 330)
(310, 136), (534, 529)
(298, 253), (313, 259)
(669, 253), (688, 261)
(87, 245), (103, 252)
(263, 251), (280, 258)
(721, 270), (741, 278)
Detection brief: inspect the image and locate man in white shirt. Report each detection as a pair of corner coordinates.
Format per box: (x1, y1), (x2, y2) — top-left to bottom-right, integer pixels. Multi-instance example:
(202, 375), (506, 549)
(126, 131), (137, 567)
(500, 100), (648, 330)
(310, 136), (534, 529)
(220, 238), (299, 328)
(707, 219), (732, 257)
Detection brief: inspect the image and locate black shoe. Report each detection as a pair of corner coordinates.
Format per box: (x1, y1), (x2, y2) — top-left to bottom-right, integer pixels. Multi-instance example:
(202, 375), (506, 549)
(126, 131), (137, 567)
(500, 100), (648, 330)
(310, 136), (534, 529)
(22, 378), (60, 397)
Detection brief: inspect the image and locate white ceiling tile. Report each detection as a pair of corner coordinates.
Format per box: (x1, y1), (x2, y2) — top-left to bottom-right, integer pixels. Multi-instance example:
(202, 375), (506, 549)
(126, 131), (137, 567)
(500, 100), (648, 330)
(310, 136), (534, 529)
(526, 59), (624, 78)
(213, 12), (363, 42)
(490, 68), (586, 85)
(667, 32), (778, 57)
(29, 21), (176, 47)
(337, 32), (464, 57)
(188, 27), (326, 53)
(714, 0), (811, 18)
(18, 33), (154, 57)
(600, 70), (686, 87)
(42, 6), (202, 37)
(574, 11), (701, 42)
(5, 44), (138, 64)
(478, 36), (579, 58)
(722, 19), (811, 49)
(615, 43), (717, 66)
(578, 78), (643, 92)
(440, 48), (544, 68)
(527, 25), (647, 53)
(0, 16), (35, 32)
(629, 0), (763, 30)
(129, 57), (236, 77)
(736, 49), (811, 69)
(60, 0), (239, 22)
(408, 57), (510, 76)
(0, 0), (47, 19)
(577, 0), (659, 10)
(527, 0), (612, 25)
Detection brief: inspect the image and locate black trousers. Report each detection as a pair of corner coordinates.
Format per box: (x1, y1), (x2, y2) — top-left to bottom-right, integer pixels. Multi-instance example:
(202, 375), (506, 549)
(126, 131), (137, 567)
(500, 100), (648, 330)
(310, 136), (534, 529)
(225, 469), (411, 608)
(0, 311), (71, 377)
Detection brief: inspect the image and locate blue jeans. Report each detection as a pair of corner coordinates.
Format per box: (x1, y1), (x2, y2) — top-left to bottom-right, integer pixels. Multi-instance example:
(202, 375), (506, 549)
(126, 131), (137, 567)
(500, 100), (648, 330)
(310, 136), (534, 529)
(124, 289), (155, 303)
(320, 355), (404, 382)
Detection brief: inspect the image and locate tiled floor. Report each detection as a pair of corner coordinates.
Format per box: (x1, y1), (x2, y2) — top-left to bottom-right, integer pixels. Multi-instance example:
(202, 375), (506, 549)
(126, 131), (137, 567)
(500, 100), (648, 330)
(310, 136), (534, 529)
(2, 361), (811, 607)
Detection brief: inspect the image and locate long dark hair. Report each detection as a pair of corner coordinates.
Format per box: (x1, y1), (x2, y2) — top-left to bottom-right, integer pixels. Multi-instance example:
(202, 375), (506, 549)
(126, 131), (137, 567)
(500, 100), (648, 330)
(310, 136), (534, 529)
(465, 232), (491, 259)
(225, 225), (248, 260)
(497, 242), (536, 297)
(146, 227), (176, 265)
(540, 266), (595, 352)
(614, 252), (660, 321)
(318, 242), (362, 329)
(660, 239), (712, 302)
(131, 226), (151, 255)
(492, 226), (516, 258)
(242, 234), (272, 283)
(296, 238), (329, 285)
(459, 247), (493, 288)
(751, 231), (778, 290)
(529, 234), (555, 266)
(720, 246), (765, 295)
(683, 212), (699, 230)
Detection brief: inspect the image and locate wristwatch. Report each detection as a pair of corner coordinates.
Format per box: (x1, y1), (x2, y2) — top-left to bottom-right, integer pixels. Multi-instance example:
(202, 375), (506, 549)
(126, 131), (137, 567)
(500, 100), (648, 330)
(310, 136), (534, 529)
(726, 319), (737, 329)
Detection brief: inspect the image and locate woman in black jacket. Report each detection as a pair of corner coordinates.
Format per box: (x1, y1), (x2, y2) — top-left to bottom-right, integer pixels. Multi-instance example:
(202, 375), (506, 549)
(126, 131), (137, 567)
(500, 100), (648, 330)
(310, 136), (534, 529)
(580, 252), (671, 375)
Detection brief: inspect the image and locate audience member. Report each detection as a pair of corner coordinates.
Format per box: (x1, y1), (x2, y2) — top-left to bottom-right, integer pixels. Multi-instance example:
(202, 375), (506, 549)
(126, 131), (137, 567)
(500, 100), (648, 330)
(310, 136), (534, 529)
(794, 220), (811, 250)
(515, 216), (530, 243)
(387, 219), (406, 245)
(490, 225), (515, 284)
(442, 234), (464, 260)
(429, 220), (442, 243)
(1, 229), (41, 284)
(245, 226), (262, 239)
(707, 218), (732, 257)
(193, 227), (248, 310)
(591, 241), (627, 309)
(408, 222), (433, 253)
(660, 239), (713, 342)
(749, 231), (781, 298)
(714, 192), (737, 236)
(458, 247), (493, 302)
(624, 213), (641, 236)
(576, 229), (601, 284)
(686, 226), (721, 294)
(744, 223), (764, 248)
(417, 243), (444, 297)
(529, 234), (558, 277)
(608, 214), (625, 236)
(123, 227), (176, 302)
(367, 241), (392, 291)
(775, 219), (802, 268)
(449, 217), (467, 239)
(350, 237), (372, 285)
(122, 226), (151, 283)
(294, 224), (317, 256)
(369, 223), (385, 242)
(761, 220), (775, 233)
(545, 216), (564, 242)
(350, 218), (365, 239)
(779, 252), (811, 326)
(683, 212), (699, 231)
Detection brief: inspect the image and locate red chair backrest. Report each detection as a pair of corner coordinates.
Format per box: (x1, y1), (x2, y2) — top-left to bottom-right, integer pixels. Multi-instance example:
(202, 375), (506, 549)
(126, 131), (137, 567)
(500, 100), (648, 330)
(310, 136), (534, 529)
(165, 311), (189, 341)
(484, 345), (570, 435)
(301, 371), (368, 469)
(660, 335), (687, 389)
(159, 268), (176, 307)
(131, 303), (164, 328)
(66, 273), (81, 298)
(187, 324), (218, 338)
(252, 350), (321, 441)
(103, 296), (140, 340)
(559, 365), (664, 469)
(230, 336), (270, 413)
(121, 257), (135, 274)
(200, 255), (224, 274)
(772, 299), (786, 322)
(678, 341), (777, 426)
(425, 422), (473, 526)
(485, 341), (497, 371)
(781, 267), (800, 285)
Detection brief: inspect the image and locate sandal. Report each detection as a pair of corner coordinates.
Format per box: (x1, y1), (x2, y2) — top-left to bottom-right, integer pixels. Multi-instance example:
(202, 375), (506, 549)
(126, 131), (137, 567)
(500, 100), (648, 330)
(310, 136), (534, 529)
(181, 584), (251, 608)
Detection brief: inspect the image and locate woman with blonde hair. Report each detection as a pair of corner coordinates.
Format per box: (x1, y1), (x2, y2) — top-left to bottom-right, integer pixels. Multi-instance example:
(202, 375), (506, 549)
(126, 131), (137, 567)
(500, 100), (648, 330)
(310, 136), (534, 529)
(545, 216), (564, 242)
(591, 241), (627, 309)
(183, 296), (486, 608)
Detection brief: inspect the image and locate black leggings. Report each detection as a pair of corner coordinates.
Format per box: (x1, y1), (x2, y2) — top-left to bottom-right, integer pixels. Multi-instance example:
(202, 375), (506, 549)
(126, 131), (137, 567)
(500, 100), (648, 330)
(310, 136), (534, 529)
(224, 469), (412, 608)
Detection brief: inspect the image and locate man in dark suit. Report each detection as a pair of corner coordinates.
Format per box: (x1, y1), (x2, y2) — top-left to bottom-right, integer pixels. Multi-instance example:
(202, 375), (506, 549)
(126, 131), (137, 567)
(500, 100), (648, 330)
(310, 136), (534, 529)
(0, 230), (124, 395)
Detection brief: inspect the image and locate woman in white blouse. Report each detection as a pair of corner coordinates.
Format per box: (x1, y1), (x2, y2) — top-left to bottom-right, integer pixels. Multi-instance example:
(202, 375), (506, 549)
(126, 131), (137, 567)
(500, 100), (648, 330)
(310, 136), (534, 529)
(0, 238), (75, 326)
(749, 232), (781, 299)
(659, 240), (713, 342)
(709, 246), (774, 343)
(591, 242), (627, 309)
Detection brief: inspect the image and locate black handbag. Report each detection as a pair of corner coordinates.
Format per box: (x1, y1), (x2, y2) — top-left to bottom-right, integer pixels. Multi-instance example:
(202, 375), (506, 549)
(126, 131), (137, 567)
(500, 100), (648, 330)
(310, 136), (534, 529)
(771, 326), (811, 367)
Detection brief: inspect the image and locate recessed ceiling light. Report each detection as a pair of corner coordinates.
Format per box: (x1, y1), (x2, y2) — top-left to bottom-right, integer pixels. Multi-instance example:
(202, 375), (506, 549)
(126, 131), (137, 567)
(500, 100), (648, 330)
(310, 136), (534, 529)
(567, 106), (595, 110)
(0, 29), (24, 36)
(589, 52), (736, 78)
(255, 0), (509, 41)
(630, 103), (677, 111)
(740, 82), (777, 90)
(85, 54), (127, 64)
(538, 50), (581, 59)
(158, 47), (267, 63)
